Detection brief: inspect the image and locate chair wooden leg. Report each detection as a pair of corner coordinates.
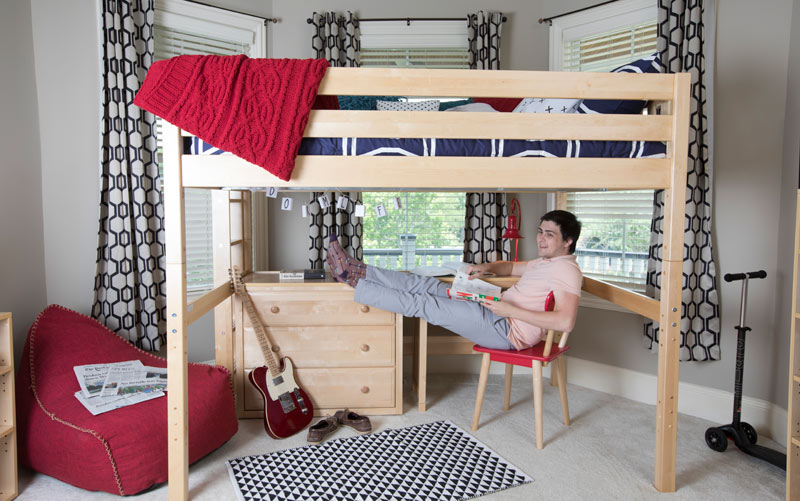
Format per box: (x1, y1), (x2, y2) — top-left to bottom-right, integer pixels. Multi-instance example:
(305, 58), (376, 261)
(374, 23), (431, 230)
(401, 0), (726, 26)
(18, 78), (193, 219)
(532, 360), (543, 449)
(550, 362), (558, 387)
(472, 353), (492, 431)
(503, 364), (513, 411)
(555, 357), (570, 426)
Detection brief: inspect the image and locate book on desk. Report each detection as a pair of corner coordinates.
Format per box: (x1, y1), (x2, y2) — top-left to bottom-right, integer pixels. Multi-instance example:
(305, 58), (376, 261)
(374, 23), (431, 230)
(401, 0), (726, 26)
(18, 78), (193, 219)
(279, 269), (326, 281)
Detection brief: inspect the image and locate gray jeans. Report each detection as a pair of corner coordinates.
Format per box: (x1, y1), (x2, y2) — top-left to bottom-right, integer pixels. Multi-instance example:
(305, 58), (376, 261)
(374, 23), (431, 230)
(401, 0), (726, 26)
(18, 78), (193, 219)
(353, 266), (514, 350)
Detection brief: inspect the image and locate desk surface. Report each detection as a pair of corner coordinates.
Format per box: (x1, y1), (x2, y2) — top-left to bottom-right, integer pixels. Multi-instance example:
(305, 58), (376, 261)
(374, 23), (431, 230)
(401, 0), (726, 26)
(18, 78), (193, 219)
(245, 271), (521, 288)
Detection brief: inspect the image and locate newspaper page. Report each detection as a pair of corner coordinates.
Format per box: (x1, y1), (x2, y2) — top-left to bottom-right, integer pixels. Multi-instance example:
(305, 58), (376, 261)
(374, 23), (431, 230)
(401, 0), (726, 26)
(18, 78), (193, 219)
(73, 360), (168, 415)
(73, 360), (143, 398)
(74, 390), (164, 416)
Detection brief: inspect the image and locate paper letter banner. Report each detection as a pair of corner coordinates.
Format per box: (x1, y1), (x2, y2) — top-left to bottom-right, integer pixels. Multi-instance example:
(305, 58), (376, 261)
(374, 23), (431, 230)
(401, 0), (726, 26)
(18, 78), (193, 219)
(336, 196), (349, 211)
(265, 187), (278, 199)
(317, 194), (331, 210)
(301, 204), (308, 218)
(375, 204), (387, 218)
(393, 197), (402, 210)
(354, 204), (365, 218)
(281, 197), (293, 211)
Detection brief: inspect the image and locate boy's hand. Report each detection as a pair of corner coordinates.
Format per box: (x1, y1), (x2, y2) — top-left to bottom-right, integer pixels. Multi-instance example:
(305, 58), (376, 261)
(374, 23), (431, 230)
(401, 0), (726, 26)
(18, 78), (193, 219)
(464, 263), (491, 280)
(479, 298), (515, 318)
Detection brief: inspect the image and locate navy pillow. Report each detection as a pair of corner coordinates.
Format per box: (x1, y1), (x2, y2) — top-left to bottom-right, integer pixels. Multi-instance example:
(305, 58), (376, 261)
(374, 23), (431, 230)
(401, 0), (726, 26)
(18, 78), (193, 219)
(338, 95), (402, 110)
(577, 53), (663, 115)
(438, 98), (474, 111)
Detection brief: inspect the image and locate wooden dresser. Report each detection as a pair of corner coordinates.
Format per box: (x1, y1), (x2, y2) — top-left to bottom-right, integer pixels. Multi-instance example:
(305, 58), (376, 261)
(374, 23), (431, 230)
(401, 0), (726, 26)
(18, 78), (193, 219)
(228, 274), (403, 418)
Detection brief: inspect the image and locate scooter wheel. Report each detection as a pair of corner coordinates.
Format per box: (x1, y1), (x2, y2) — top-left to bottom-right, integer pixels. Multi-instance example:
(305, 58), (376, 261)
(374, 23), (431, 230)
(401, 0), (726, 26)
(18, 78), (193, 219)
(705, 427), (728, 452)
(740, 422), (758, 445)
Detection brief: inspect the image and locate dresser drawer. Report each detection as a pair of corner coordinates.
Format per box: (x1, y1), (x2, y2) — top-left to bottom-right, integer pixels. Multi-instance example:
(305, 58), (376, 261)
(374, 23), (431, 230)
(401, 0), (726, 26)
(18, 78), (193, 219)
(243, 367), (395, 411)
(243, 325), (395, 368)
(245, 290), (393, 326)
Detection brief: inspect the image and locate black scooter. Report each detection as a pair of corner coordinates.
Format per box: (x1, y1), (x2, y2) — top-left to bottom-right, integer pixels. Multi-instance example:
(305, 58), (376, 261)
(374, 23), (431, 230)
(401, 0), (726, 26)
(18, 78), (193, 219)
(704, 270), (786, 470)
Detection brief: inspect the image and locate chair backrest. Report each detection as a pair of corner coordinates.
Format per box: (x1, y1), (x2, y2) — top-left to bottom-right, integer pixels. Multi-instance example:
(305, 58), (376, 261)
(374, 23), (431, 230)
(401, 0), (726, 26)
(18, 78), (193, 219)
(542, 291), (571, 357)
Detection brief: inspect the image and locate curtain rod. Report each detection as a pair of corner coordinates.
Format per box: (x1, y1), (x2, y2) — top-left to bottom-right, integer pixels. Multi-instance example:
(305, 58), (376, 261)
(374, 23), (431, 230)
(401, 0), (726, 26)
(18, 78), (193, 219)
(306, 16), (507, 25)
(184, 0), (278, 25)
(538, 0), (618, 25)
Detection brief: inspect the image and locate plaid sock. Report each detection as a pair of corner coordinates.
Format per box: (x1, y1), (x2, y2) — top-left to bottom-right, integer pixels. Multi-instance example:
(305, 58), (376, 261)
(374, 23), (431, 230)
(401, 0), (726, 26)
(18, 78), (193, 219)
(326, 233), (366, 288)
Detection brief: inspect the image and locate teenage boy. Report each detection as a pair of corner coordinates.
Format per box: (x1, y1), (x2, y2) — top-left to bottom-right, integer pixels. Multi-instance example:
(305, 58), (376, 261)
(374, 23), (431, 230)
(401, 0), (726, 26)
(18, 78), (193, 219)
(327, 210), (583, 350)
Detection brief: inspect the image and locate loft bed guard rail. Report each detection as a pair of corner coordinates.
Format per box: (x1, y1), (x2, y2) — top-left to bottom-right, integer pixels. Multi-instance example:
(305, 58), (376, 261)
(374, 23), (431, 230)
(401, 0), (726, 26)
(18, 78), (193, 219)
(162, 67), (690, 499)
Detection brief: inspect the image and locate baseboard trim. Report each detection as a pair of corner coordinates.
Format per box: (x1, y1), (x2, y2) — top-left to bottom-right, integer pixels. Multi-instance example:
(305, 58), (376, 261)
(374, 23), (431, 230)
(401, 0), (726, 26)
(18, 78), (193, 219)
(558, 356), (788, 447)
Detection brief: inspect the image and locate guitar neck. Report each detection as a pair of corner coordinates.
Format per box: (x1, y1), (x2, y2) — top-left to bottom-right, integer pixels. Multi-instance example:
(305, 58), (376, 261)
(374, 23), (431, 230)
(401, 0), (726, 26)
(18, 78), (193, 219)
(239, 292), (281, 375)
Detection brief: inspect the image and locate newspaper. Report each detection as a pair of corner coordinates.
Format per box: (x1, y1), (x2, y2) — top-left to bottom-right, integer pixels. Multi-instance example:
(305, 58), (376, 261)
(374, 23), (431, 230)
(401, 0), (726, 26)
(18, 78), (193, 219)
(73, 361), (167, 415)
(447, 267), (502, 302)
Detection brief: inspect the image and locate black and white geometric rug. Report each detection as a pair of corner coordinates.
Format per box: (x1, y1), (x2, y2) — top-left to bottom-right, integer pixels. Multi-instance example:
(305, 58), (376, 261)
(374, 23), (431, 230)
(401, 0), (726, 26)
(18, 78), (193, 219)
(226, 420), (532, 500)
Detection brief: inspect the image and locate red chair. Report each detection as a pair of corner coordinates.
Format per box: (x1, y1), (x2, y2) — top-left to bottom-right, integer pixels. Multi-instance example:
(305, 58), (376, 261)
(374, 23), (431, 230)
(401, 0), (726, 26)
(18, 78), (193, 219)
(471, 291), (571, 449)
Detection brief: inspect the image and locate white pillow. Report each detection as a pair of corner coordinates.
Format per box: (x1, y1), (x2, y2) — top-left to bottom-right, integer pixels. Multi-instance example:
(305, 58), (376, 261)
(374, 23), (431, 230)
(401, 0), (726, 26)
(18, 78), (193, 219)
(376, 99), (440, 111)
(443, 102), (499, 112)
(512, 98), (580, 114)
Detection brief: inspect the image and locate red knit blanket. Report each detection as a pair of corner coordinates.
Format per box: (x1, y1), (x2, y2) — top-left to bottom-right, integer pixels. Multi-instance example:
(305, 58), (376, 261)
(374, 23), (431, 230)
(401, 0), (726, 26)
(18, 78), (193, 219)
(134, 55), (328, 181)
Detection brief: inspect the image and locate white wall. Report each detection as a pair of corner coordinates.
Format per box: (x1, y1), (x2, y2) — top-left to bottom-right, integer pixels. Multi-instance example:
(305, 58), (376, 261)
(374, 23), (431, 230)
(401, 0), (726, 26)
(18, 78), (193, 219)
(13, 0), (799, 409)
(0, 0), (47, 364)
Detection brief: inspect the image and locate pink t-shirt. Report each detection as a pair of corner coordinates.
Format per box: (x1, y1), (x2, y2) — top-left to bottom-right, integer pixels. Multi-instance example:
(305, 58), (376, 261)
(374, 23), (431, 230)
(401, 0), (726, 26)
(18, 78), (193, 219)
(501, 255), (583, 350)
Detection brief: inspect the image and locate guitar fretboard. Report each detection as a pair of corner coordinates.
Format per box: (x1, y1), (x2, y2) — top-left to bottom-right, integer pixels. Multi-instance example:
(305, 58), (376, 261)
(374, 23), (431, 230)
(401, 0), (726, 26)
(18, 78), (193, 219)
(239, 291), (280, 377)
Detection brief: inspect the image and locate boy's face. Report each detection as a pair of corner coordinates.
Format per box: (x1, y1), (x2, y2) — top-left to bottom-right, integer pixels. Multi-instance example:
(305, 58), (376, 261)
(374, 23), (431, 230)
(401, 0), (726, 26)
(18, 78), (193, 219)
(536, 220), (573, 259)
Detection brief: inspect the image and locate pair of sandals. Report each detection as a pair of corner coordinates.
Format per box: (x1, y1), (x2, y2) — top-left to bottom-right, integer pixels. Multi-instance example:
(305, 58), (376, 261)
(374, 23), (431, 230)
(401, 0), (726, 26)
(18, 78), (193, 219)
(307, 409), (372, 444)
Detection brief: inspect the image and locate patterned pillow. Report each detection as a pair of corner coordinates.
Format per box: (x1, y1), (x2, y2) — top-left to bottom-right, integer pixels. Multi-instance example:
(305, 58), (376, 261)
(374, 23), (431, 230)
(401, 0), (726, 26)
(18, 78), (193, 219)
(577, 53), (663, 114)
(438, 98), (474, 110)
(513, 98), (580, 114)
(376, 100), (440, 111)
(338, 95), (401, 110)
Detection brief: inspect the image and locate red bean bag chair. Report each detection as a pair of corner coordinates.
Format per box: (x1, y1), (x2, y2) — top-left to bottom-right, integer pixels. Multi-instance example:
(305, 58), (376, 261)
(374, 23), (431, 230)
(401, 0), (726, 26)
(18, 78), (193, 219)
(16, 305), (238, 495)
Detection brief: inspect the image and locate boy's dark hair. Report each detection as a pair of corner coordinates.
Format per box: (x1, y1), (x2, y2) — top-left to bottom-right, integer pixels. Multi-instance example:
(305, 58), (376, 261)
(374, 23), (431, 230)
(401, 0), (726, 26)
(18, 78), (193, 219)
(540, 210), (582, 254)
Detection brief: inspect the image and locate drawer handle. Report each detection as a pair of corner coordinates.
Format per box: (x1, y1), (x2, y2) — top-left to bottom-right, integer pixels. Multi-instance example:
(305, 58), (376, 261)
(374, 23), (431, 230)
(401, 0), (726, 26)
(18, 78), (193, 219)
(361, 344), (370, 352)
(270, 306), (280, 314)
(360, 305), (370, 313)
(361, 386), (370, 394)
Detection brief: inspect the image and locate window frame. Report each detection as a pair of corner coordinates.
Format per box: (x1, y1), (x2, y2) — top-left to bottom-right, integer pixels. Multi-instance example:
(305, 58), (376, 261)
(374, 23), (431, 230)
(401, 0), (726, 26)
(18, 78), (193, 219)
(154, 0), (266, 294)
(359, 20), (471, 271)
(548, 0), (657, 312)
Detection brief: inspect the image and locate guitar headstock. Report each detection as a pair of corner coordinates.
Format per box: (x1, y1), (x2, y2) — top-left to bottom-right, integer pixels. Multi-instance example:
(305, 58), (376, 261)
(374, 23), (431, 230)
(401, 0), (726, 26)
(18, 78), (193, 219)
(229, 266), (246, 295)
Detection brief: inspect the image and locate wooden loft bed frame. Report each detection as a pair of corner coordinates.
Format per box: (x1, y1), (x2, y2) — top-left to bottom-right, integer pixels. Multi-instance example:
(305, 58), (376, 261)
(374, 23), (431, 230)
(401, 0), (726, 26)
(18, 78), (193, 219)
(161, 67), (690, 499)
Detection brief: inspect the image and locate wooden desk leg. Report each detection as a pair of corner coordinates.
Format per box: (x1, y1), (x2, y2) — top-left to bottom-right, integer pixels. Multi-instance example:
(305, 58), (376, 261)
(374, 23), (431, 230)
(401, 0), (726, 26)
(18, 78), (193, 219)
(418, 319), (428, 412)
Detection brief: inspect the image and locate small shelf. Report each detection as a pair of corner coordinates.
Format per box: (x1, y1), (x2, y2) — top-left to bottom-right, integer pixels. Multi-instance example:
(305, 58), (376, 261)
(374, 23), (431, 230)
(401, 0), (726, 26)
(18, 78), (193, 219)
(793, 436), (800, 448)
(0, 367), (10, 377)
(794, 375), (800, 384)
(0, 426), (12, 441)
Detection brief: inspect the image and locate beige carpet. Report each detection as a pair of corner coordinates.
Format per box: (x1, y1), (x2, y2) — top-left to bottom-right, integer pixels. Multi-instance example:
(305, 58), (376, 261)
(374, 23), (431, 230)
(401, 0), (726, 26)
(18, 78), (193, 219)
(16, 374), (785, 500)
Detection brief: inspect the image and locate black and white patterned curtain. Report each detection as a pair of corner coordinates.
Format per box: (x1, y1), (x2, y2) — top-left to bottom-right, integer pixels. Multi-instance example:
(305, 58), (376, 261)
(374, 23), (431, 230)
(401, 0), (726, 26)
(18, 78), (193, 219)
(92, 0), (166, 351)
(308, 13), (362, 268)
(464, 12), (509, 264)
(645, 0), (719, 361)
(467, 11), (503, 70)
(310, 11), (360, 67)
(464, 193), (510, 264)
(308, 192), (363, 269)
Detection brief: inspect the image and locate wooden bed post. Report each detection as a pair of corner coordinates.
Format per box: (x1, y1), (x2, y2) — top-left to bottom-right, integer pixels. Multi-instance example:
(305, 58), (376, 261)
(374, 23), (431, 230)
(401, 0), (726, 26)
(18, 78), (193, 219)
(163, 122), (190, 500)
(653, 72), (690, 493)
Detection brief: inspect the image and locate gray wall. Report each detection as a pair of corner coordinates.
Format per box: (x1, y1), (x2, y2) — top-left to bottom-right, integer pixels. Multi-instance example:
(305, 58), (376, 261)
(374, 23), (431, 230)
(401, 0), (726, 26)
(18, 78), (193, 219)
(8, 0), (799, 409)
(0, 0), (47, 364)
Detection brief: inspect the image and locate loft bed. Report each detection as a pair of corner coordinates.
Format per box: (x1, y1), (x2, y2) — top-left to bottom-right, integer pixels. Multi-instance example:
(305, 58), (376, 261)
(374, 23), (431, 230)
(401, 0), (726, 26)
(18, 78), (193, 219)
(161, 67), (690, 499)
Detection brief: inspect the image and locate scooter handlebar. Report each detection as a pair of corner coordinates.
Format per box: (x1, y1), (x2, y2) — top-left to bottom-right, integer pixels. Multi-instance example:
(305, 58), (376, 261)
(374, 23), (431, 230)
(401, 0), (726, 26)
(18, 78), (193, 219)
(724, 270), (767, 282)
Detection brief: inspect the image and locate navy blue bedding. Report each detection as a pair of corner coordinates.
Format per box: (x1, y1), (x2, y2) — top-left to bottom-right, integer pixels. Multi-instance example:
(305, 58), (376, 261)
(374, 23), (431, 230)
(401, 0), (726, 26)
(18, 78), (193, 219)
(187, 137), (666, 159)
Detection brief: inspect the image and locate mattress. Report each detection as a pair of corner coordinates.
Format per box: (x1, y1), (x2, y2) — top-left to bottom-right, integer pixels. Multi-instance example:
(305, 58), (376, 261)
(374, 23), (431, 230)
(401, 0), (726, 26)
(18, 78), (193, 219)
(186, 137), (666, 159)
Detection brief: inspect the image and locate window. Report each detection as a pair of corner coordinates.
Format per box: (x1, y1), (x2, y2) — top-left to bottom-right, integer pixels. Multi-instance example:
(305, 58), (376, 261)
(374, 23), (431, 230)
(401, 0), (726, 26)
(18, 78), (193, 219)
(549, 0), (657, 292)
(153, 0), (265, 291)
(359, 20), (470, 270)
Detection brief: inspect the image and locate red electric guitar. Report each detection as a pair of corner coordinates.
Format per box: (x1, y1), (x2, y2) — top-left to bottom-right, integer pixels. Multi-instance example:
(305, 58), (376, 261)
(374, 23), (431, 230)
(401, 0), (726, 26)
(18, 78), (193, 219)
(229, 266), (314, 438)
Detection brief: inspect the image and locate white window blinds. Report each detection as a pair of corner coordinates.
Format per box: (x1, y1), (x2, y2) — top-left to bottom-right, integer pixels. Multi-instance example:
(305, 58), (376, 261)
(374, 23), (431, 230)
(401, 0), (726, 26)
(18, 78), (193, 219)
(360, 20), (470, 69)
(561, 21), (657, 73)
(153, 0), (264, 292)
